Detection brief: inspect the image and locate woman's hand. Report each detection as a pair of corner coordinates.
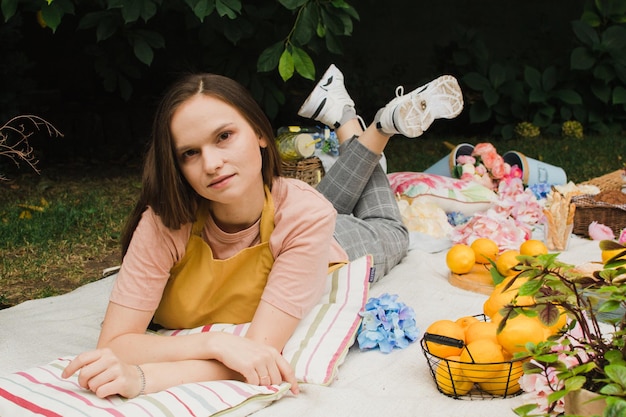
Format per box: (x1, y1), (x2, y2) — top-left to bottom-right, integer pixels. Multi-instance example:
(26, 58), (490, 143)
(62, 348), (143, 398)
(212, 332), (299, 394)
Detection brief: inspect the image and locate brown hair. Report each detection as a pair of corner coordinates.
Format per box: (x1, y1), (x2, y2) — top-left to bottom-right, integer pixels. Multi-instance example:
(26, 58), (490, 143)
(121, 73), (282, 256)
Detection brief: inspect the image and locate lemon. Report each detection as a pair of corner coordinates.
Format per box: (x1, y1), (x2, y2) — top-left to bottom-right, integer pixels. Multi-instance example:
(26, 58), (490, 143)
(446, 244), (476, 274)
(455, 315), (481, 330)
(495, 250), (521, 276)
(435, 355), (474, 396)
(477, 360), (523, 396)
(520, 239), (548, 256)
(464, 321), (499, 345)
(496, 314), (549, 355)
(458, 339), (506, 382)
(471, 238), (499, 264)
(425, 320), (466, 358)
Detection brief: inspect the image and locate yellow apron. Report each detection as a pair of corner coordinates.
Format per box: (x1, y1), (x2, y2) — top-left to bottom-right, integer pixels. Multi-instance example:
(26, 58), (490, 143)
(153, 187), (275, 329)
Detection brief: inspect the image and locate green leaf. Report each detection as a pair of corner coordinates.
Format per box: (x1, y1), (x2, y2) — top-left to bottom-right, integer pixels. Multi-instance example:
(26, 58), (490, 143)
(529, 89), (549, 104)
(564, 375), (587, 390)
(468, 101), (492, 124)
(96, 17), (118, 42)
(598, 299), (621, 312)
(189, 0), (215, 22)
(524, 66), (542, 91)
(291, 46), (315, 81)
(121, 0), (141, 23)
(513, 403), (541, 415)
(606, 364), (626, 387)
(324, 30), (341, 54)
(133, 38), (153, 66)
(592, 82), (611, 103)
(518, 279), (543, 297)
(257, 41), (284, 73)
(488, 63), (507, 89)
(601, 25), (626, 53)
(1, 0), (18, 21)
(41, 1), (67, 32)
(600, 383), (625, 396)
(483, 88), (499, 107)
(135, 29), (165, 48)
(78, 11), (109, 30)
(605, 397), (626, 417)
(554, 89), (583, 105)
(542, 66), (557, 91)
(293, 5), (314, 45)
(547, 388), (569, 404)
(278, 49), (294, 81)
(216, 0), (240, 19)
(613, 86), (626, 104)
(571, 46), (596, 70)
(278, 0), (307, 10)
(571, 19), (599, 46)
(462, 72), (490, 91)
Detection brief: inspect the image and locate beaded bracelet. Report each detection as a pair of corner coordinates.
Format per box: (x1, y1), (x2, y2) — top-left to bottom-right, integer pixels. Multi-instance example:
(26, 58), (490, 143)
(135, 365), (146, 397)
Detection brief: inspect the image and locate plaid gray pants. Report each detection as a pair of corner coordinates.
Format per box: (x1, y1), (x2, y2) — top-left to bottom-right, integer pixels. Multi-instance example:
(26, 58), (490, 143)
(316, 138), (408, 283)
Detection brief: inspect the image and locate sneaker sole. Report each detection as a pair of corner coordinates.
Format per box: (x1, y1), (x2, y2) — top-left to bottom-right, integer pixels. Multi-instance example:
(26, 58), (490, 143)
(397, 75), (463, 137)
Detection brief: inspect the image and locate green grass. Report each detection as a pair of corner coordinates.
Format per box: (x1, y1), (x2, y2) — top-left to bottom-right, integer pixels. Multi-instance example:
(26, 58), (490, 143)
(0, 133), (624, 307)
(0, 167), (140, 306)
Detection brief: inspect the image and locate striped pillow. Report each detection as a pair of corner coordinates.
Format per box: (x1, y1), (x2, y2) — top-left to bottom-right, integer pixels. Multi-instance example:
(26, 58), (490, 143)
(0, 256), (371, 416)
(159, 254), (372, 385)
(0, 357), (290, 417)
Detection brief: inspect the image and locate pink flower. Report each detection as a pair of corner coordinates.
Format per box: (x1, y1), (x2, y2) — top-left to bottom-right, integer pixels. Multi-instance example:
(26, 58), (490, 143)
(456, 155), (476, 165)
(509, 164), (523, 180)
(473, 142), (497, 157)
(489, 159), (507, 179)
(588, 221), (615, 241)
(619, 228), (626, 245)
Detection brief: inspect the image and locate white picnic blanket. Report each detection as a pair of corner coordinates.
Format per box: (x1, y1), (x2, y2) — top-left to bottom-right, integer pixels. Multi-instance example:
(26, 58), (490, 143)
(0, 235), (601, 417)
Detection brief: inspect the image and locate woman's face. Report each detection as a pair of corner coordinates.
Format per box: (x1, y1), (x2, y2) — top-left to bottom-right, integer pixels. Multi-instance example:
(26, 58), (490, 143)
(171, 94), (267, 208)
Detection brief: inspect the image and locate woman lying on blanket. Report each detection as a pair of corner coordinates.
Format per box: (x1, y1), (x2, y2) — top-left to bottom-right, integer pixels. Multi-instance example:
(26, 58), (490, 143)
(62, 64), (463, 398)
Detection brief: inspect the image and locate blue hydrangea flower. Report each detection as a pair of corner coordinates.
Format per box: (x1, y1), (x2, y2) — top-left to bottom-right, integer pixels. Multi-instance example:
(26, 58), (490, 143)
(447, 211), (471, 227)
(528, 182), (552, 200)
(357, 293), (419, 353)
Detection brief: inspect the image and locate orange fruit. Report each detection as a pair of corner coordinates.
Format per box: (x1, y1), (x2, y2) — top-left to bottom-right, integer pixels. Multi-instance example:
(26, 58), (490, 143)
(496, 314), (550, 355)
(458, 339), (506, 382)
(495, 250), (521, 276)
(482, 275), (532, 320)
(446, 244), (476, 274)
(425, 320), (466, 358)
(435, 355), (474, 396)
(471, 238), (499, 264)
(455, 315), (481, 330)
(464, 321), (499, 345)
(477, 360), (523, 395)
(520, 239), (548, 256)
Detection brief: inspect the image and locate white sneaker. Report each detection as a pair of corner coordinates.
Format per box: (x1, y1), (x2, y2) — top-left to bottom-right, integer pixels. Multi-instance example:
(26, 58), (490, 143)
(377, 75), (463, 138)
(298, 64), (355, 128)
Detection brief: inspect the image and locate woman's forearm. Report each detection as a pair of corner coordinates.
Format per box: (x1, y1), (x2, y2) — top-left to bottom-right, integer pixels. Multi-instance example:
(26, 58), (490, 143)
(140, 359), (241, 394)
(101, 331), (220, 364)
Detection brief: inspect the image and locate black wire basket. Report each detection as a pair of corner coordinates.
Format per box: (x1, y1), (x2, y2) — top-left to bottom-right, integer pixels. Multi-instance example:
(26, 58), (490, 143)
(420, 316), (524, 400)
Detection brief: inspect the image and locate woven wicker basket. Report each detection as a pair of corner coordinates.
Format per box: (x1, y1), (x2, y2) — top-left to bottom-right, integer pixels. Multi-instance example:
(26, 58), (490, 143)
(281, 156), (325, 187)
(572, 169), (626, 237)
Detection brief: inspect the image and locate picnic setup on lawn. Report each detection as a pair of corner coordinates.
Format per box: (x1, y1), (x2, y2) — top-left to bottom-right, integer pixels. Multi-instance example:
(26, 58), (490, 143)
(1, 134), (625, 417)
